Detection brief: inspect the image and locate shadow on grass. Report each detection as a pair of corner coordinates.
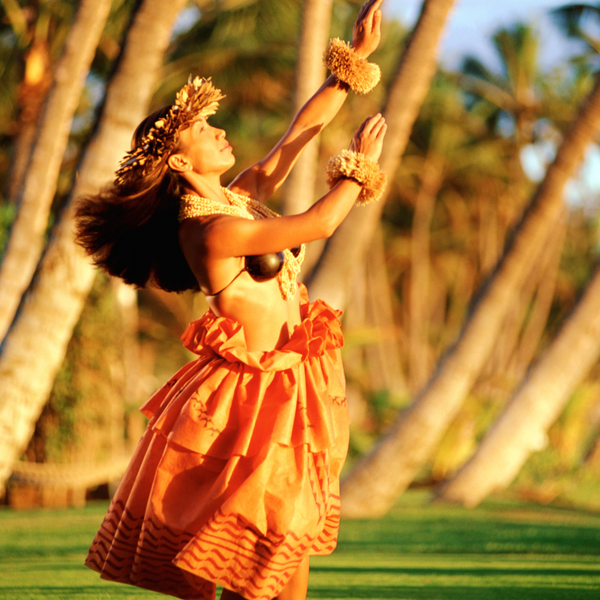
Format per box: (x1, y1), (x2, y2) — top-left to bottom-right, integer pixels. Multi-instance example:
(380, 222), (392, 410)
(0, 546), (91, 560)
(2, 496), (600, 600)
(4, 560), (89, 572)
(312, 565), (600, 578)
(335, 514), (600, 555)
(0, 588), (153, 598)
(309, 585), (600, 600)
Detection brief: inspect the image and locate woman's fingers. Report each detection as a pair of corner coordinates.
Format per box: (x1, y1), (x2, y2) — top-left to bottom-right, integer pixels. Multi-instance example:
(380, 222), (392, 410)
(356, 0), (382, 32)
(361, 0), (383, 30)
(375, 121), (387, 140)
(356, 0), (374, 21)
(354, 118), (369, 137)
(373, 114), (387, 133)
(361, 113), (385, 135)
(350, 113), (386, 161)
(372, 3), (383, 31)
(352, 0), (383, 57)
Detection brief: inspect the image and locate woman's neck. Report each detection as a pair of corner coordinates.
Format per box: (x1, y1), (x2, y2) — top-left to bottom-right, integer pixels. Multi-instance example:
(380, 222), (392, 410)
(182, 172), (227, 204)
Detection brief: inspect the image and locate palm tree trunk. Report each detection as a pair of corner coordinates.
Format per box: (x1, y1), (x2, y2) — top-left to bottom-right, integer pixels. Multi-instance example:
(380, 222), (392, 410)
(409, 154), (444, 392)
(282, 0), (332, 217)
(585, 427), (600, 473)
(307, 0), (457, 308)
(365, 227), (407, 396)
(483, 215), (565, 388)
(339, 73), (600, 518)
(512, 216), (566, 377)
(8, 39), (53, 203)
(436, 263), (600, 507)
(0, 0), (113, 343)
(0, 0), (192, 496)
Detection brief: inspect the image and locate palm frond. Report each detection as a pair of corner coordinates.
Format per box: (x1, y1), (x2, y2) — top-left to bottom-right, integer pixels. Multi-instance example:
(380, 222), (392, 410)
(550, 3), (600, 38)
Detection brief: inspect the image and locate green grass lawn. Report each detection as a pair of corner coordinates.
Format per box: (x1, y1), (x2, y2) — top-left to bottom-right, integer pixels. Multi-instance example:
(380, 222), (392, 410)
(1, 490), (599, 599)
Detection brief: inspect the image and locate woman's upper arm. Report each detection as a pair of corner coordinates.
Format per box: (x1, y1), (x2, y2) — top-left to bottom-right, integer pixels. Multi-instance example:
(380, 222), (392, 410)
(204, 211), (326, 259)
(204, 179), (361, 258)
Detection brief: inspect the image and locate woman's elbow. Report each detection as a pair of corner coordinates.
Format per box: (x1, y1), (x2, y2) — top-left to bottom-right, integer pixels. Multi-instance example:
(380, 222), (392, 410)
(307, 202), (343, 240)
(315, 213), (340, 239)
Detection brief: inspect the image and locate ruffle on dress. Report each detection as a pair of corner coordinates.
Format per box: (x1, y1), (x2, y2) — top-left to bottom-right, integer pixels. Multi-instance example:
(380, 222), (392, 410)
(85, 285), (349, 600)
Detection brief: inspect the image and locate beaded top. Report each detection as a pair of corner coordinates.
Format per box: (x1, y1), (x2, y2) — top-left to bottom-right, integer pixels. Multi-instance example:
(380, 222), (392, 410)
(178, 188), (305, 301)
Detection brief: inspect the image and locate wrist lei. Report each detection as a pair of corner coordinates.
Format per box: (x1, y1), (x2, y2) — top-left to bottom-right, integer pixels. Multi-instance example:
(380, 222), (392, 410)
(324, 38), (381, 94)
(326, 149), (387, 206)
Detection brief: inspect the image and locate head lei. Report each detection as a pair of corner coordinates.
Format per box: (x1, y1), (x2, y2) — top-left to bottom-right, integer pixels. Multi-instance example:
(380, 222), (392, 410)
(115, 76), (225, 185)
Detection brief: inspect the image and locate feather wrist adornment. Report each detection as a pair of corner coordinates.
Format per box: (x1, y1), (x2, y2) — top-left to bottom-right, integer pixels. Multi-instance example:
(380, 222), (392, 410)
(324, 38), (381, 94)
(326, 149), (387, 206)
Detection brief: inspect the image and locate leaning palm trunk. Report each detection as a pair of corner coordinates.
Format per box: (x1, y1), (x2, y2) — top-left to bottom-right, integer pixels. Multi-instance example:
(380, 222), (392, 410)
(364, 227), (407, 396)
(436, 262), (600, 507)
(0, 0), (113, 343)
(408, 154), (444, 392)
(481, 215), (565, 389)
(0, 0), (192, 495)
(339, 73), (600, 518)
(282, 0), (333, 218)
(307, 0), (457, 308)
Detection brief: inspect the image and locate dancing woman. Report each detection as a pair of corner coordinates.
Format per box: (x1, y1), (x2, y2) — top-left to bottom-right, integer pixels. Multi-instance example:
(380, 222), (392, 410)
(77, 1), (386, 598)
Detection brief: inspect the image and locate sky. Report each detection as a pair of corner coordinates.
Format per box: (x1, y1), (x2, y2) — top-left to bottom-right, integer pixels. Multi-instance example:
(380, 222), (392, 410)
(384, 0), (586, 70)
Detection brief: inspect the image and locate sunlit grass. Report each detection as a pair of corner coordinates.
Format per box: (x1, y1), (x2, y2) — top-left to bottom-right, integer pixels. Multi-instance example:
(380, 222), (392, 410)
(1, 491), (599, 599)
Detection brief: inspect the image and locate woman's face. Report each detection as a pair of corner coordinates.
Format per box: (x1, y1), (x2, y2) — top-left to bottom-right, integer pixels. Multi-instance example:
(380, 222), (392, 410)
(175, 117), (235, 176)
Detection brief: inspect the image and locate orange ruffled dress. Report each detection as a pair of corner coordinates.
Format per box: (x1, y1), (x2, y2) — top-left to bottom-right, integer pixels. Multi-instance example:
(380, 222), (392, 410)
(85, 285), (349, 600)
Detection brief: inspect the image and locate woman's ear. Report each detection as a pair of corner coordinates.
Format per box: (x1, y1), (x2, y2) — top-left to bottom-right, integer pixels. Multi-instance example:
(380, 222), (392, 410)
(168, 152), (191, 173)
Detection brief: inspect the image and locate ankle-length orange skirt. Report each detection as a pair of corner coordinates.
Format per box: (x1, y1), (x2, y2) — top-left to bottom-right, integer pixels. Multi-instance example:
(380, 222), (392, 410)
(85, 285), (349, 600)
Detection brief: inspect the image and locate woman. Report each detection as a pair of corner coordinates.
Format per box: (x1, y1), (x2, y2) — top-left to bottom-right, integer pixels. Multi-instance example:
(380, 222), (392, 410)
(77, 1), (386, 599)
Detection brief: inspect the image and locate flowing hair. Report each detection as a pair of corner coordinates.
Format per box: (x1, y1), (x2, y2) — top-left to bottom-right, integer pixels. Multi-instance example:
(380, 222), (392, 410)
(75, 107), (199, 293)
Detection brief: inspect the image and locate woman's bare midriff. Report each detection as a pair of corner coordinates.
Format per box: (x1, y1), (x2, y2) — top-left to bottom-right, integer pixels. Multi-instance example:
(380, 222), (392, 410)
(205, 272), (303, 352)
(178, 219), (303, 351)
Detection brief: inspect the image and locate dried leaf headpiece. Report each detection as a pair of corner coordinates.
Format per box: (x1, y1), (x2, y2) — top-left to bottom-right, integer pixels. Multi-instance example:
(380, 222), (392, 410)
(115, 76), (225, 184)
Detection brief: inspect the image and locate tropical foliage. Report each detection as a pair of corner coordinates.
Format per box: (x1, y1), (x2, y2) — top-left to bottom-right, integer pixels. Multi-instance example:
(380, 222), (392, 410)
(1, 0), (600, 513)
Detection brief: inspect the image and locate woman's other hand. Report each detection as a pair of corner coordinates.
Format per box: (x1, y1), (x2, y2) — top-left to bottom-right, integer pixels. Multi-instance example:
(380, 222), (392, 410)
(349, 114), (387, 162)
(352, 0), (383, 59)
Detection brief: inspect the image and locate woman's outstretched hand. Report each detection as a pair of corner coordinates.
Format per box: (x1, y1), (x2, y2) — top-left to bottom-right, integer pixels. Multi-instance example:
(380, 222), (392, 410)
(349, 114), (387, 162)
(352, 0), (383, 59)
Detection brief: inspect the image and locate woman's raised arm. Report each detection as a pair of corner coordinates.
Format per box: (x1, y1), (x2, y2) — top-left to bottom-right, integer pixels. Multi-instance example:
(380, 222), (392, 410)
(193, 112), (387, 260)
(229, 0), (383, 203)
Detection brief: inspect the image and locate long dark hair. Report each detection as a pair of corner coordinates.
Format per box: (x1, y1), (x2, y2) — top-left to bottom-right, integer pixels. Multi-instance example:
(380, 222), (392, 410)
(75, 107), (199, 293)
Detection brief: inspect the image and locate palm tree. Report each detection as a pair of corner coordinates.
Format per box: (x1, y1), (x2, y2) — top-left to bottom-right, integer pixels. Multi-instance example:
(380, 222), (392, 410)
(456, 24), (574, 389)
(340, 72), (600, 518)
(0, 0), (113, 342)
(459, 23), (541, 224)
(0, 0), (193, 495)
(436, 262), (600, 507)
(429, 2), (600, 507)
(1, 0), (75, 203)
(551, 2), (600, 55)
(282, 0), (333, 216)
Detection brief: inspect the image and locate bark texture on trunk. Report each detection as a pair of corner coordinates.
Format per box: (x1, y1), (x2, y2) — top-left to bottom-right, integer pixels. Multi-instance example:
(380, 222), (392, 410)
(339, 74), (600, 518)
(0, 0), (113, 343)
(365, 228), (407, 396)
(282, 0), (333, 217)
(409, 155), (444, 392)
(307, 0), (457, 308)
(0, 0), (191, 495)
(437, 264), (600, 507)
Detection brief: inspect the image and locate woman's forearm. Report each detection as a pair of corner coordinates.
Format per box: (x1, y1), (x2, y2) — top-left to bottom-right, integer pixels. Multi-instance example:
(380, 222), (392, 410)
(290, 74), (350, 135)
(305, 178), (363, 239)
